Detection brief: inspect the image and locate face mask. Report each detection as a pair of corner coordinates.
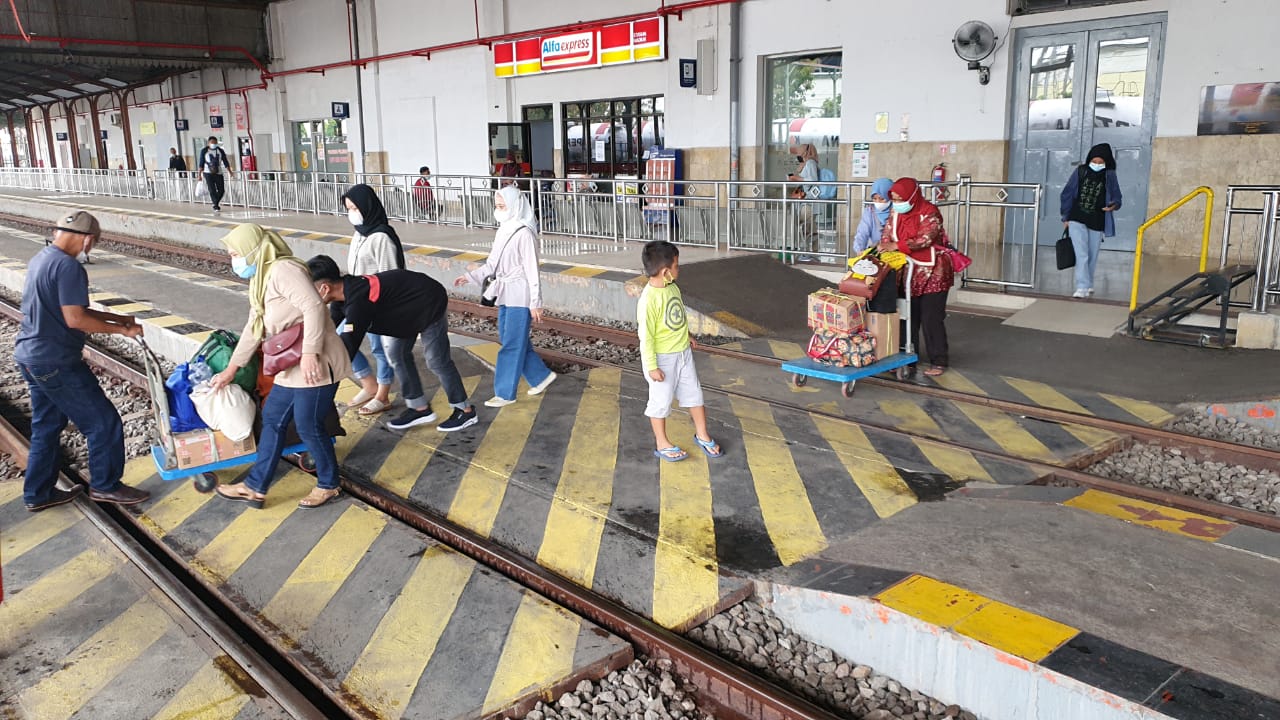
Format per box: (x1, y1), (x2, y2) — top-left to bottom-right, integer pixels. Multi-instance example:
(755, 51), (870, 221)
(232, 256), (256, 279)
(873, 201), (890, 212)
(209, 143), (217, 149)
(892, 201), (913, 214)
(76, 249), (89, 263)
(494, 207), (511, 223)
(1089, 162), (1106, 172)
(347, 209), (363, 226)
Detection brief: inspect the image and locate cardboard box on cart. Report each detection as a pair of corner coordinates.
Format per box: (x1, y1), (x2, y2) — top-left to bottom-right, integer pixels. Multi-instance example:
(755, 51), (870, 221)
(172, 428), (256, 470)
(866, 312), (900, 360)
(807, 289), (867, 334)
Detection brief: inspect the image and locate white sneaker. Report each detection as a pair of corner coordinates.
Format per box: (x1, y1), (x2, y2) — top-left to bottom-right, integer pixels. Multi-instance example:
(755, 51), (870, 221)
(1086, 288), (1095, 296)
(527, 372), (557, 396)
(484, 396), (516, 408)
(1072, 289), (1087, 299)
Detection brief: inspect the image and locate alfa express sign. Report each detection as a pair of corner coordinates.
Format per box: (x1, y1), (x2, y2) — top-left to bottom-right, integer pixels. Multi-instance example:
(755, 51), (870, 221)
(494, 17), (664, 77)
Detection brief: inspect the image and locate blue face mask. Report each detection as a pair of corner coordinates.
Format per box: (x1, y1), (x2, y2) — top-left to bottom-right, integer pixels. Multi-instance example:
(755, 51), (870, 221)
(1089, 162), (1106, 172)
(892, 201), (913, 214)
(232, 256), (256, 279)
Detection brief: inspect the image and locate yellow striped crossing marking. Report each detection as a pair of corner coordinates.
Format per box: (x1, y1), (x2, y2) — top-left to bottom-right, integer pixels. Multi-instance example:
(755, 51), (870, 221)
(0, 550), (118, 652)
(996, 378), (1121, 451)
(876, 401), (992, 481)
(1100, 393), (1175, 426)
(104, 302), (151, 313)
(191, 471), (314, 582)
(0, 479), (22, 503)
(767, 339), (805, 361)
(483, 594), (582, 715)
(931, 369), (988, 396)
(136, 470), (234, 537)
(342, 546), (475, 717)
(810, 415), (916, 519)
(728, 396), (826, 565)
(15, 599), (171, 720)
(561, 266), (607, 278)
(949, 402), (1062, 465)
(1064, 489), (1235, 541)
(464, 342), (501, 371)
(448, 393), (544, 537)
(152, 660), (253, 720)
(878, 399), (950, 440)
(373, 377), (481, 497)
(537, 368), (621, 586)
(145, 315), (196, 328)
(2, 507), (80, 563)
(652, 409), (719, 630)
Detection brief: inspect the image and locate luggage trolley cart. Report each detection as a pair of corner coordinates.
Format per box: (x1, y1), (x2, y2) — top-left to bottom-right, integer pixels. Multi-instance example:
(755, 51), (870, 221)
(782, 262), (919, 397)
(139, 338), (310, 493)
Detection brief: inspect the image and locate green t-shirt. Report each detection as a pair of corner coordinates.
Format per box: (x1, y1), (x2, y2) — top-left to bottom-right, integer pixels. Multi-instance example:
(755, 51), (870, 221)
(637, 282), (690, 371)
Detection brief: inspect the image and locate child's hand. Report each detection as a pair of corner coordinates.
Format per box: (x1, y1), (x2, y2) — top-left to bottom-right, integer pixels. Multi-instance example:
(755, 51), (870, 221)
(649, 368), (665, 382)
(690, 337), (699, 348)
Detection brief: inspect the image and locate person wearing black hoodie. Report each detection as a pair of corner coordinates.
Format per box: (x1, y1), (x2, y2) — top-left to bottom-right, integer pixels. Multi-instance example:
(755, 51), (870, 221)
(1060, 142), (1122, 298)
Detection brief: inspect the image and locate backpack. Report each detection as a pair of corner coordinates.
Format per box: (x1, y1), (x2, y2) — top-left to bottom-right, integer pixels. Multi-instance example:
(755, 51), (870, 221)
(194, 330), (259, 395)
(817, 167), (838, 200)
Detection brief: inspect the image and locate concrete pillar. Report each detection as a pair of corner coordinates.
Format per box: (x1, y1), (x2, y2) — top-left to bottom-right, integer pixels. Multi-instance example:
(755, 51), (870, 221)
(118, 92), (135, 171)
(23, 108), (36, 167)
(5, 111), (17, 167)
(62, 101), (80, 169)
(41, 105), (57, 168)
(89, 96), (106, 169)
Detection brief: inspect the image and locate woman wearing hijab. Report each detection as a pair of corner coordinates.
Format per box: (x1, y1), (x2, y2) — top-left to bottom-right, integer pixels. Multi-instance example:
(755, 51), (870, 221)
(853, 177), (894, 255)
(339, 184), (406, 415)
(1060, 143), (1122, 298)
(787, 143), (823, 256)
(208, 224), (352, 509)
(453, 186), (556, 406)
(879, 177), (954, 377)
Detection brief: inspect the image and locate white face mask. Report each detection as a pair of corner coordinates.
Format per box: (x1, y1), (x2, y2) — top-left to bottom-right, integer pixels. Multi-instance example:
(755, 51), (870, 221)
(872, 201), (890, 212)
(347, 209), (363, 226)
(494, 207), (511, 223)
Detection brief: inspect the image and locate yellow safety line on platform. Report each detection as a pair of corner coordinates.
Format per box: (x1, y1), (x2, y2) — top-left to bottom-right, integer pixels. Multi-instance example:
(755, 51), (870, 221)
(767, 339), (805, 361)
(152, 660), (253, 720)
(930, 369), (987, 396)
(191, 471), (315, 582)
(949, 401), (1062, 465)
(537, 368), (621, 586)
(653, 410), (720, 629)
(995, 377), (1121, 450)
(342, 546), (476, 718)
(372, 377), (482, 497)
(1099, 393), (1175, 426)
(105, 302), (151, 314)
(710, 311), (769, 338)
(561, 266), (607, 278)
(448, 393), (544, 537)
(464, 341), (502, 371)
(876, 575), (1078, 663)
(810, 415), (917, 519)
(15, 599), (171, 720)
(483, 593), (583, 715)
(871, 404), (993, 480)
(877, 399), (950, 440)
(3, 507), (80, 563)
(1064, 489), (1235, 541)
(0, 549), (118, 652)
(0, 479), (21, 504)
(729, 396), (827, 565)
(137, 468), (238, 537)
(146, 314), (197, 328)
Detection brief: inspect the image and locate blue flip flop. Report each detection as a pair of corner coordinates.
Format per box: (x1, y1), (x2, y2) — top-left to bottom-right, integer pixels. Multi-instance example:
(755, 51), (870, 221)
(694, 436), (723, 458)
(654, 446), (688, 462)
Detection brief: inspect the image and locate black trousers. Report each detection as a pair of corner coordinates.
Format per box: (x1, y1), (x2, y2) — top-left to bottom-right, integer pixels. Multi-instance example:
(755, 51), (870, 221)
(910, 291), (949, 367)
(204, 172), (226, 208)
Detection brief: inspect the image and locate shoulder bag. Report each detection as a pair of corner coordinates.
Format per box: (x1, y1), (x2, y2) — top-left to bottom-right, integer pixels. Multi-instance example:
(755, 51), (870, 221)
(1056, 227), (1076, 270)
(262, 323), (304, 376)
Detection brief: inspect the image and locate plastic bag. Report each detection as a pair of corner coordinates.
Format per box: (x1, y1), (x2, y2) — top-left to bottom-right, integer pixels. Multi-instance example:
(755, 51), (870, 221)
(164, 363), (207, 432)
(195, 180), (208, 199)
(190, 382), (256, 442)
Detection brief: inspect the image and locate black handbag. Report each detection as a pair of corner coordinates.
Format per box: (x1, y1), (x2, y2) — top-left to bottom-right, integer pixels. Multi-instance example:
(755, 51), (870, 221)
(1056, 228), (1076, 271)
(480, 276), (497, 307)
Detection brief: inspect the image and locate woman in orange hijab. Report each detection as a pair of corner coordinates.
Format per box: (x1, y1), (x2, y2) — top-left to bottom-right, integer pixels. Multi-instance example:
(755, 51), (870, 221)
(879, 177), (953, 376)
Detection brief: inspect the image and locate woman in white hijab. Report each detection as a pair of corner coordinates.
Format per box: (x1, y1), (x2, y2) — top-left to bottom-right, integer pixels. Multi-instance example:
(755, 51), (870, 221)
(454, 185), (556, 406)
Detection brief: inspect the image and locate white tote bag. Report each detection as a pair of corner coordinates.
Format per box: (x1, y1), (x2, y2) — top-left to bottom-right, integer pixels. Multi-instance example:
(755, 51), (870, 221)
(190, 382), (256, 442)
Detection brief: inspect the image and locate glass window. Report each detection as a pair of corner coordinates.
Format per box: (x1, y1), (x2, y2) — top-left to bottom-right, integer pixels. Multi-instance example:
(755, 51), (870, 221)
(764, 53), (842, 182)
(564, 103), (582, 119)
(1027, 44), (1075, 131)
(561, 94), (664, 178)
(1093, 37), (1148, 128)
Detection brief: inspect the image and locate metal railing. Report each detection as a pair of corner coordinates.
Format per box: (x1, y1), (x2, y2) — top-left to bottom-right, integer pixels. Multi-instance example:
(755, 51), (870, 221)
(0, 167), (150, 199)
(1128, 186), (1214, 312)
(1217, 185), (1280, 311)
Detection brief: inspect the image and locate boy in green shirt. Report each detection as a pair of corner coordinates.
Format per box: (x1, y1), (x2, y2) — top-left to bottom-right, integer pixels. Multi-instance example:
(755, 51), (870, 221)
(638, 241), (722, 462)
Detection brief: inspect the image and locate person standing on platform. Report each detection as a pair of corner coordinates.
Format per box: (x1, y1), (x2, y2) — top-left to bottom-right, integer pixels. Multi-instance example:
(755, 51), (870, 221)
(853, 177), (894, 255)
(454, 185), (556, 407)
(198, 136), (233, 213)
(413, 166), (436, 219)
(168, 147), (187, 175)
(16, 211), (151, 511)
(880, 177), (953, 377)
(1060, 143), (1122, 299)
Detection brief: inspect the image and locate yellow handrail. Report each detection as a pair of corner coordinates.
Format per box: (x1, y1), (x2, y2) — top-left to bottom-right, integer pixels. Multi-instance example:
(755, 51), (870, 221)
(1129, 185), (1215, 312)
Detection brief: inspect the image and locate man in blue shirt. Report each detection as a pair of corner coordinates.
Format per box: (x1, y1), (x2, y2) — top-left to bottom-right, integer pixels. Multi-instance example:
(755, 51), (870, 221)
(15, 211), (151, 511)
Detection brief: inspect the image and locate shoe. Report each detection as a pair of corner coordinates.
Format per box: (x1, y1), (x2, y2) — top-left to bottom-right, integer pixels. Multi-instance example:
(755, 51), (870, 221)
(298, 487), (340, 509)
(1087, 288), (1095, 296)
(25, 485), (83, 512)
(387, 406), (438, 430)
(89, 485), (151, 505)
(484, 396), (516, 408)
(347, 388), (376, 407)
(1072, 289), (1087, 299)
(215, 482), (265, 509)
(437, 406), (478, 432)
(528, 372), (557, 396)
(357, 397), (392, 416)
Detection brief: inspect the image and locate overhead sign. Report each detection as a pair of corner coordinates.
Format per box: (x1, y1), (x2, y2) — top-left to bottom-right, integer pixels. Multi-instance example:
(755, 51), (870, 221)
(332, 102), (350, 119)
(210, 115), (224, 129)
(139, 121), (157, 136)
(494, 16), (664, 78)
(55, 132), (68, 141)
(175, 119), (189, 131)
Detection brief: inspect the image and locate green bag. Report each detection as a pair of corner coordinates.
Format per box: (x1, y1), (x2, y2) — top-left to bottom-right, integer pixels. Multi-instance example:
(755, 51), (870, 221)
(194, 329), (259, 395)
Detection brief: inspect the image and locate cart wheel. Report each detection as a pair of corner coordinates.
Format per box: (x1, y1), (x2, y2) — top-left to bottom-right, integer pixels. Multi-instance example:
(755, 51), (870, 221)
(895, 367), (908, 381)
(792, 373), (807, 387)
(193, 472), (218, 494)
(842, 381), (855, 398)
(296, 452), (317, 474)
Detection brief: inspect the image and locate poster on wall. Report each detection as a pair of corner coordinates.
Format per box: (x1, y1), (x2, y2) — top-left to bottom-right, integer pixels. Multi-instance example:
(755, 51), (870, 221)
(1198, 82), (1280, 136)
(234, 102), (247, 132)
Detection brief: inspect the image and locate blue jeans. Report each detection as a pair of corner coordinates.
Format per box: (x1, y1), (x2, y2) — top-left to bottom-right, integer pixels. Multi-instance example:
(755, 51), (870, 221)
(19, 361), (125, 504)
(1068, 221), (1104, 292)
(495, 306), (552, 401)
(245, 383), (339, 494)
(384, 315), (468, 411)
(351, 333), (394, 385)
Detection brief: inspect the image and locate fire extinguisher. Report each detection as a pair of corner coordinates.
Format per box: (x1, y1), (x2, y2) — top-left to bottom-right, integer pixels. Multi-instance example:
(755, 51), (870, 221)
(931, 162), (948, 201)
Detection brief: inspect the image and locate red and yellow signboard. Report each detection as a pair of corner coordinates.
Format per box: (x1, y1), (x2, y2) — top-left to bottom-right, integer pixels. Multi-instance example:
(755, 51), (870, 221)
(494, 17), (664, 78)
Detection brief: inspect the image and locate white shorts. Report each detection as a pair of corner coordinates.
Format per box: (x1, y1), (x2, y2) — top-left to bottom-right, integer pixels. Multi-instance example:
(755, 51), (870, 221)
(645, 347), (704, 419)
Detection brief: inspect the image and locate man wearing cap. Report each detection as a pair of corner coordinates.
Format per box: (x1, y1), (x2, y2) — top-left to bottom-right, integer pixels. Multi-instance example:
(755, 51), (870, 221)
(15, 211), (151, 511)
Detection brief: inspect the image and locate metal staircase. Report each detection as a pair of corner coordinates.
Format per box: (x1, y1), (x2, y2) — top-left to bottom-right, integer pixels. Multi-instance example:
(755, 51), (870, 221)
(1127, 264), (1256, 347)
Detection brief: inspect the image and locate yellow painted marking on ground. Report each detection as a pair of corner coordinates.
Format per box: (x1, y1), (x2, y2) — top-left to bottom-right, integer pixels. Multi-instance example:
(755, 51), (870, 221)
(931, 369), (989, 396)
(561, 265), (607, 278)
(719, 341), (744, 351)
(152, 660), (252, 720)
(0, 550), (118, 651)
(262, 505), (387, 640)
(144, 314), (195, 328)
(302, 232), (331, 241)
(88, 292), (118, 302)
(1100, 393), (1175, 426)
(810, 415), (916, 519)
(123, 455), (162, 486)
(0, 478), (24, 503)
(173, 271), (207, 280)
(447, 394), (543, 537)
(709, 310), (768, 337)
(767, 339), (805, 361)
(342, 546), (475, 717)
(136, 474), (225, 537)
(949, 402), (1063, 465)
(875, 575), (986, 628)
(103, 302), (152, 314)
(336, 414), (378, 463)
(329, 236), (351, 245)
(912, 439), (994, 483)
(206, 279), (244, 288)
(536, 368), (621, 586)
(16, 599), (171, 720)
(728, 396), (827, 565)
(191, 471), (314, 582)
(482, 593), (582, 715)
(2, 509), (81, 563)
(653, 410), (719, 630)
(374, 376), (481, 497)
(454, 251), (488, 262)
(1064, 489), (1235, 541)
(877, 399), (950, 440)
(407, 246), (441, 255)
(186, 330), (213, 343)
(1001, 377), (1123, 449)
(464, 342), (502, 371)
(953, 600), (1078, 662)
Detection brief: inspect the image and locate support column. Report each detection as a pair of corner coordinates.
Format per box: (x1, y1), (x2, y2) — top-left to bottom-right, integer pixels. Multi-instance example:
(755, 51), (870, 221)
(41, 104), (57, 168)
(5, 111), (18, 167)
(118, 92), (135, 171)
(23, 108), (36, 167)
(89, 96), (106, 169)
(62, 100), (80, 168)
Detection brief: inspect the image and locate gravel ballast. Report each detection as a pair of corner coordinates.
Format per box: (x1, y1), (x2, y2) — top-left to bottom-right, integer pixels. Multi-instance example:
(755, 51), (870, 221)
(517, 658), (710, 720)
(1090, 440), (1280, 516)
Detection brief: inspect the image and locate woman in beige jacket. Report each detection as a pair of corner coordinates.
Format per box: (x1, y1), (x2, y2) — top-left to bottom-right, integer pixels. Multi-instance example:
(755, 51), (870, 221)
(208, 224), (352, 509)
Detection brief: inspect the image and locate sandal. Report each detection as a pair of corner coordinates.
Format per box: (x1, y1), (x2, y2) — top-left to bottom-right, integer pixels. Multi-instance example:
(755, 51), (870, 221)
(298, 487), (341, 509)
(214, 482), (265, 509)
(923, 365), (947, 377)
(693, 436), (724, 458)
(654, 446), (688, 463)
(348, 389), (376, 407)
(357, 398), (392, 416)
